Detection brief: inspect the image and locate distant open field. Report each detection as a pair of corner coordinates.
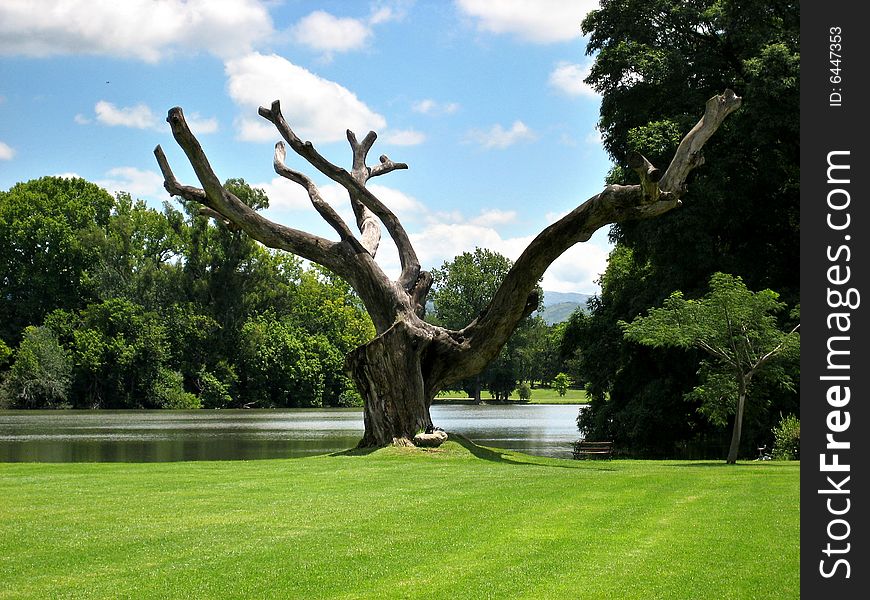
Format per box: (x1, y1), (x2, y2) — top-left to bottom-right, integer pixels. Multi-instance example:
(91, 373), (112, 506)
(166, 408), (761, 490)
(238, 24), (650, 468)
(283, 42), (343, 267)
(435, 388), (589, 404)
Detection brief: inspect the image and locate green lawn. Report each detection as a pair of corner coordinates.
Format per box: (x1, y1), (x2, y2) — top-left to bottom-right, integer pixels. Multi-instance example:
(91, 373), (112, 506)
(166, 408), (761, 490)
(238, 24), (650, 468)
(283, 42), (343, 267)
(0, 438), (799, 599)
(436, 388), (589, 404)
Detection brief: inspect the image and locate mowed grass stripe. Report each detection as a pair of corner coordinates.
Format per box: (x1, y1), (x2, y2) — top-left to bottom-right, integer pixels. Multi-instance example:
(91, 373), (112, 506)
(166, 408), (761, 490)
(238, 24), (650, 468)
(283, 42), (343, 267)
(0, 442), (798, 599)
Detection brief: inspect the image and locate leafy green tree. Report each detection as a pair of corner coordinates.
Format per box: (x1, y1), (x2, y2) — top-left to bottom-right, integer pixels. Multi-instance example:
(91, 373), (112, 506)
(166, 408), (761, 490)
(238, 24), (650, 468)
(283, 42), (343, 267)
(0, 326), (72, 408)
(552, 373), (571, 397)
(621, 273), (799, 463)
(0, 177), (114, 344)
(771, 413), (800, 460)
(571, 0), (799, 455)
(151, 368), (200, 409)
(0, 339), (11, 369)
(430, 248), (542, 402)
(54, 299), (172, 409)
(89, 192), (185, 309)
(238, 315), (325, 408)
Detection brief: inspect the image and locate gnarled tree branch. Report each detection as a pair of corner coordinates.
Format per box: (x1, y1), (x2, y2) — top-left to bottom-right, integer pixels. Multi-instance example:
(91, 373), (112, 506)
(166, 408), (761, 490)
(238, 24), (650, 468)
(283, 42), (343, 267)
(437, 89), (742, 383)
(258, 100), (421, 291)
(155, 107), (357, 284)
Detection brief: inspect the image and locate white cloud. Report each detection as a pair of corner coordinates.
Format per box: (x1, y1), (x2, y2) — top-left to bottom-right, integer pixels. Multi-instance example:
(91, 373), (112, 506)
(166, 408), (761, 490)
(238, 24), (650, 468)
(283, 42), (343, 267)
(186, 113), (219, 135)
(469, 209), (517, 226)
(367, 184), (427, 223)
(548, 60), (597, 98)
(465, 120), (536, 149)
(226, 52), (387, 144)
(0, 141), (15, 160)
(259, 174), (606, 293)
(0, 0), (274, 62)
(383, 129), (426, 146)
(412, 99), (460, 115)
(256, 176), (315, 212)
(290, 10), (372, 55)
(456, 0), (598, 44)
(91, 101), (218, 134)
(96, 167), (165, 199)
(95, 101), (158, 129)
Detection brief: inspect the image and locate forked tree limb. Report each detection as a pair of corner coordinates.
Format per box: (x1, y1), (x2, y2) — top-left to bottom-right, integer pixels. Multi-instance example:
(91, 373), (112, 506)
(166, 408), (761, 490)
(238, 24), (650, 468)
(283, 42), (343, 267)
(435, 89), (742, 383)
(258, 100), (421, 290)
(271, 141), (358, 243)
(155, 108), (357, 282)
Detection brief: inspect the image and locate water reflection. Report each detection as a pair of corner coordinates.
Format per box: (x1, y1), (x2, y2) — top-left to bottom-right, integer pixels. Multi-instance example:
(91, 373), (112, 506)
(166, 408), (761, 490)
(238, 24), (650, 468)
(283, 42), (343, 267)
(0, 404), (583, 463)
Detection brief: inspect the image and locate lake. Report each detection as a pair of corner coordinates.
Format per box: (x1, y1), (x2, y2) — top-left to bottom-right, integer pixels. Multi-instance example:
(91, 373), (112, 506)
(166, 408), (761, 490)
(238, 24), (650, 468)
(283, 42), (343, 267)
(0, 404), (584, 463)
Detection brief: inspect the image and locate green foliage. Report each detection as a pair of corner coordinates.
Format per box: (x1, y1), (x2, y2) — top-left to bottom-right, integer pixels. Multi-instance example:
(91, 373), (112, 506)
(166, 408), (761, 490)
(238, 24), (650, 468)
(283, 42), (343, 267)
(772, 414), (800, 460)
(0, 326), (72, 409)
(431, 248), (543, 399)
(572, 0), (799, 456)
(622, 273), (800, 461)
(0, 339), (11, 369)
(195, 369), (234, 409)
(87, 192), (184, 308)
(0, 177), (114, 343)
(430, 247), (516, 330)
(151, 368), (200, 410)
(516, 381), (532, 401)
(1, 176), (378, 411)
(552, 373), (570, 397)
(65, 299), (172, 409)
(238, 316), (325, 408)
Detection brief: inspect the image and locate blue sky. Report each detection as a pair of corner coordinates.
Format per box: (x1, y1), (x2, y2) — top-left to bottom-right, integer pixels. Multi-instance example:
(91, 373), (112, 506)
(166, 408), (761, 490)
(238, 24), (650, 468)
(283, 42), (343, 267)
(0, 0), (613, 293)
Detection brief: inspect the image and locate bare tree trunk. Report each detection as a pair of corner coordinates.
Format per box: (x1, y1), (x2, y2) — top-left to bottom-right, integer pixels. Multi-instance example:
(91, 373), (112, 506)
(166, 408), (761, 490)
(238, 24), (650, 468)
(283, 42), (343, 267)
(345, 319), (434, 446)
(155, 90), (740, 449)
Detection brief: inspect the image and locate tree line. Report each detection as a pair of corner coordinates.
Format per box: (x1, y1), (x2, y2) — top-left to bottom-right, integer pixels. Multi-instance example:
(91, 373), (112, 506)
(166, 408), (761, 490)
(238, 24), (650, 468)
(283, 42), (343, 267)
(0, 176), (374, 409)
(0, 178), (574, 410)
(558, 0), (801, 458)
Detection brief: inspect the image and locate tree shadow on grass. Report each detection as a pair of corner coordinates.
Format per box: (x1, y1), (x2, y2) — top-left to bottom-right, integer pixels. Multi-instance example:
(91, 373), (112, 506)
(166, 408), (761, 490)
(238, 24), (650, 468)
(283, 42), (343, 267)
(329, 445), (379, 457)
(670, 461), (788, 467)
(451, 434), (617, 471)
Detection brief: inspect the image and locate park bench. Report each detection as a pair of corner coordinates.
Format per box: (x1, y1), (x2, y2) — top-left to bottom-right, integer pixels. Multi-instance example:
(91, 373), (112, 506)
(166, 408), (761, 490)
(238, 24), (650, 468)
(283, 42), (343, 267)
(572, 440), (613, 460)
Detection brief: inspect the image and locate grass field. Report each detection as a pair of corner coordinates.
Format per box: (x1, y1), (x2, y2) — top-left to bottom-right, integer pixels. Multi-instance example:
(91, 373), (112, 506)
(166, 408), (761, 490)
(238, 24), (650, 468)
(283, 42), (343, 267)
(0, 438), (799, 599)
(436, 388), (589, 404)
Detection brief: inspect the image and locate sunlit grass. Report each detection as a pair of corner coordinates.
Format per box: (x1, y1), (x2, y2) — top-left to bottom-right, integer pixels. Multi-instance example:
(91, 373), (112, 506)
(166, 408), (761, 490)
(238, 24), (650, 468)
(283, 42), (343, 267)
(436, 387), (589, 404)
(0, 438), (798, 599)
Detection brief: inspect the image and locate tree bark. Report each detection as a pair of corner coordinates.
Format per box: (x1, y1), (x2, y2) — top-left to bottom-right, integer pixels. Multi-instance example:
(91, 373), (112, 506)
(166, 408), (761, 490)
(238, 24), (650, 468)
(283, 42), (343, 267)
(345, 319), (434, 446)
(155, 90), (740, 449)
(726, 378), (748, 464)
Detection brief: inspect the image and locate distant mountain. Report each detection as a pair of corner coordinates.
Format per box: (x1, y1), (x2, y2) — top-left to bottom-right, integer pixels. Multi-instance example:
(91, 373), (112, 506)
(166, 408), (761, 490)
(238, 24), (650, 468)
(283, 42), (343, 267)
(426, 290), (593, 326)
(541, 291), (592, 307)
(536, 291), (593, 325)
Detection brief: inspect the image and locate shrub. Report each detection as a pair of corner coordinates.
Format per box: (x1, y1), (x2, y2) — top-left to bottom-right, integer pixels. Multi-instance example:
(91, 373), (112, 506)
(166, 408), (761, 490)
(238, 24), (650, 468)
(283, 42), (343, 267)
(552, 372), (570, 397)
(197, 369), (233, 409)
(152, 368), (200, 409)
(517, 381), (532, 400)
(0, 339), (11, 368)
(772, 413), (800, 460)
(0, 326), (72, 409)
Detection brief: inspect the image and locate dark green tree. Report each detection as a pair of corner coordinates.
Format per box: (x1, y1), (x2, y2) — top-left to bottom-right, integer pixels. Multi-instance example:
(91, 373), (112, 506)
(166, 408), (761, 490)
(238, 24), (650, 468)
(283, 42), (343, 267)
(49, 299), (174, 409)
(430, 248), (541, 402)
(0, 326), (72, 409)
(571, 0), (799, 455)
(622, 273), (800, 463)
(0, 177), (113, 344)
(89, 192), (185, 309)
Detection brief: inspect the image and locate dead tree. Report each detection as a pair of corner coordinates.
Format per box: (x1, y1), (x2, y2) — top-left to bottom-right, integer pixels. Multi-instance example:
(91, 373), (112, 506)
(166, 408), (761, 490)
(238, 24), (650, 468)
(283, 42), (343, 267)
(155, 89), (741, 447)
